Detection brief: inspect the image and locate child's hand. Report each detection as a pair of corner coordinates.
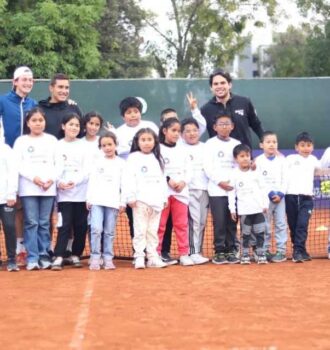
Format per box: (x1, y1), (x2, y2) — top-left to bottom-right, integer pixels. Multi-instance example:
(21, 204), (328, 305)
(128, 201), (137, 208)
(58, 181), (75, 190)
(271, 195), (281, 203)
(6, 199), (16, 207)
(186, 92), (198, 110)
(231, 213), (237, 221)
(103, 121), (114, 132)
(219, 181), (233, 191)
(168, 178), (177, 190)
(86, 203), (92, 210)
(173, 181), (186, 193)
(33, 176), (45, 188)
(42, 180), (53, 191)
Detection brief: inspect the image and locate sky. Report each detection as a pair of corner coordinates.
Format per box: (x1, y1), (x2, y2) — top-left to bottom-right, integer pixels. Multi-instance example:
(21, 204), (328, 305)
(140, 0), (306, 51)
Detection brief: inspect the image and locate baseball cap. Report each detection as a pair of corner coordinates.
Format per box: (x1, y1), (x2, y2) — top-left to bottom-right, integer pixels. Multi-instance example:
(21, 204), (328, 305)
(13, 66), (33, 80)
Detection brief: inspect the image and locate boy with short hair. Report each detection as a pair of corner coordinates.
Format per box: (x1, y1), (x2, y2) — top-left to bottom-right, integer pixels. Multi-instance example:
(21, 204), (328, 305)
(204, 114), (240, 264)
(229, 144), (269, 264)
(181, 118), (209, 264)
(255, 131), (287, 262)
(285, 132), (320, 263)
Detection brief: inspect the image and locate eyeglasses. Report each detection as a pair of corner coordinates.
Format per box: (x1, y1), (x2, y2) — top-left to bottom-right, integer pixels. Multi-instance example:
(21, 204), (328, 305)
(215, 122), (232, 127)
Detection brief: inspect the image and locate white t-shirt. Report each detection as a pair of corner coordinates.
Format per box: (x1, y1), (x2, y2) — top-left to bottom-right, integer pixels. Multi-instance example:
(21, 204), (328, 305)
(320, 147), (330, 168)
(0, 143), (18, 204)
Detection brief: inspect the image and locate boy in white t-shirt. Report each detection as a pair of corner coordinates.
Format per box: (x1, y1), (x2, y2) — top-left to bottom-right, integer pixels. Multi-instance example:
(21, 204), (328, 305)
(255, 131), (287, 262)
(285, 132), (320, 263)
(320, 147), (330, 259)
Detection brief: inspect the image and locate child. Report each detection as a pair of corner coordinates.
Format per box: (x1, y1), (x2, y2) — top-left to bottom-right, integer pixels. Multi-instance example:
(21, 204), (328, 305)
(181, 118), (209, 264)
(86, 132), (125, 270)
(51, 113), (89, 270)
(0, 128), (19, 271)
(228, 144), (269, 264)
(13, 107), (57, 270)
(81, 111), (103, 153)
(285, 132), (320, 263)
(320, 147), (330, 259)
(123, 128), (168, 269)
(157, 118), (194, 266)
(255, 131), (287, 262)
(203, 114), (240, 264)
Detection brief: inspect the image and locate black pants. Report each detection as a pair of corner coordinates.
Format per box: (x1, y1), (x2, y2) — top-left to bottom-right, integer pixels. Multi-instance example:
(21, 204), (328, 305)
(54, 202), (88, 258)
(285, 194), (313, 253)
(209, 196), (237, 254)
(0, 204), (16, 261)
(161, 214), (173, 254)
(126, 206), (134, 239)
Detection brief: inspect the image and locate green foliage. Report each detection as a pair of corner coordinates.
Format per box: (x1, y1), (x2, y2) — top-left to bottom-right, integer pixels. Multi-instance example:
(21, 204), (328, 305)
(0, 0), (106, 78)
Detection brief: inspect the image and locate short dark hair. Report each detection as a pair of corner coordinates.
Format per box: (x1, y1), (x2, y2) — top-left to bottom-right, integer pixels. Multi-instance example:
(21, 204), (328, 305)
(209, 69), (232, 86)
(261, 131), (277, 142)
(50, 73), (69, 86)
(58, 113), (82, 139)
(233, 144), (251, 158)
(119, 97), (142, 116)
(295, 131), (313, 145)
(99, 131), (117, 148)
(83, 111), (104, 128)
(214, 114), (233, 125)
(181, 117), (199, 132)
(159, 117), (180, 144)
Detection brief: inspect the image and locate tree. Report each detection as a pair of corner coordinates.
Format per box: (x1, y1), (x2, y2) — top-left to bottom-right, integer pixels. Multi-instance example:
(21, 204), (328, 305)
(97, 0), (152, 78)
(145, 0), (278, 77)
(0, 0), (106, 78)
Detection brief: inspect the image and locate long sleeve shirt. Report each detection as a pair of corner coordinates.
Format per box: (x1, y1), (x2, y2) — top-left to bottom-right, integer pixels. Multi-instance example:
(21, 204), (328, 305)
(0, 143), (18, 204)
(13, 133), (58, 197)
(122, 152), (168, 211)
(203, 136), (240, 196)
(320, 147), (330, 168)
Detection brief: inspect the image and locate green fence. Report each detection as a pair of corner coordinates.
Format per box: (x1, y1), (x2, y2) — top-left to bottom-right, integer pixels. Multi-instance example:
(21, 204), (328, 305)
(1, 78), (329, 148)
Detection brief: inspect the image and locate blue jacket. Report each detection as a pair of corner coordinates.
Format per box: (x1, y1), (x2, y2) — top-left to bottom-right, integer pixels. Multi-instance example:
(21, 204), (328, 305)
(0, 90), (37, 147)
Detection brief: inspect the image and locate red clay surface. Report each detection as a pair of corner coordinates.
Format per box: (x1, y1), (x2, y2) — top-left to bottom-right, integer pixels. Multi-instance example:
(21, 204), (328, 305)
(1, 259), (330, 350)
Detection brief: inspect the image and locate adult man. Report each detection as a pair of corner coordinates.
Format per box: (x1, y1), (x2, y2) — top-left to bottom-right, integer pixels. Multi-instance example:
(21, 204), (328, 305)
(39, 73), (82, 139)
(200, 69), (264, 149)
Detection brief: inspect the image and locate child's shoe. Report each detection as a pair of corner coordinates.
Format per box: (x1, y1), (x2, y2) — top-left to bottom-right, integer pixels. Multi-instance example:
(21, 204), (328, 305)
(212, 253), (228, 265)
(190, 253), (209, 265)
(70, 255), (83, 268)
(39, 258), (51, 270)
(179, 255), (194, 266)
(161, 252), (178, 266)
(7, 261), (20, 272)
(271, 251), (287, 263)
(16, 251), (27, 267)
(301, 250), (312, 261)
(147, 257), (167, 268)
(89, 258), (101, 270)
(292, 251), (303, 263)
(240, 254), (251, 265)
(51, 257), (64, 271)
(103, 259), (116, 270)
(257, 253), (268, 264)
(265, 250), (273, 262)
(226, 252), (240, 264)
(26, 262), (40, 271)
(134, 257), (145, 269)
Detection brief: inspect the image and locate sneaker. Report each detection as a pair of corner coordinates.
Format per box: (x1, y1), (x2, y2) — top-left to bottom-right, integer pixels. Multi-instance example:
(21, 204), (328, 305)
(212, 253), (228, 265)
(147, 257), (167, 268)
(7, 261), (20, 272)
(135, 257), (145, 269)
(179, 255), (195, 266)
(257, 253), (268, 264)
(190, 253), (209, 265)
(292, 251), (304, 263)
(271, 251), (287, 263)
(17, 251), (27, 267)
(161, 252), (178, 266)
(26, 262), (40, 271)
(226, 252), (240, 264)
(265, 250), (273, 262)
(39, 259), (51, 270)
(240, 254), (251, 265)
(51, 257), (64, 271)
(103, 259), (116, 270)
(70, 255), (83, 268)
(89, 258), (101, 271)
(301, 251), (312, 261)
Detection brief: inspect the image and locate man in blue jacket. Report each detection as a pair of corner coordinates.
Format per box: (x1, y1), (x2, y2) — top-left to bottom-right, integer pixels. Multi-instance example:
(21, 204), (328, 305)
(0, 66), (37, 147)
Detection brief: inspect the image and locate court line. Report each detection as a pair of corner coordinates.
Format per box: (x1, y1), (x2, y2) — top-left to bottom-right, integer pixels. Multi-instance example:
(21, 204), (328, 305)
(69, 272), (96, 350)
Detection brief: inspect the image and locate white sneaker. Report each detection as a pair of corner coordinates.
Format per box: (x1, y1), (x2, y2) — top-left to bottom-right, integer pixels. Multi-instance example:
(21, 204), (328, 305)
(26, 262), (40, 271)
(147, 257), (167, 268)
(179, 255), (195, 266)
(134, 257), (145, 269)
(89, 258), (101, 271)
(51, 257), (63, 271)
(190, 253), (209, 265)
(103, 259), (116, 270)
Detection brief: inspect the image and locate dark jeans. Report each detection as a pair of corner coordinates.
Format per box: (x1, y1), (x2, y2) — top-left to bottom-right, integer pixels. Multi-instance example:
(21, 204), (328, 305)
(126, 206), (134, 239)
(54, 202), (88, 258)
(0, 204), (16, 261)
(161, 214), (173, 254)
(209, 196), (237, 254)
(285, 194), (313, 253)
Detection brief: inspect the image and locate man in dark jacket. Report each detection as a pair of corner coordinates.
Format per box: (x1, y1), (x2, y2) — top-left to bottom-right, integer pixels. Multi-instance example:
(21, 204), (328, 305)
(201, 69), (264, 149)
(39, 73), (82, 139)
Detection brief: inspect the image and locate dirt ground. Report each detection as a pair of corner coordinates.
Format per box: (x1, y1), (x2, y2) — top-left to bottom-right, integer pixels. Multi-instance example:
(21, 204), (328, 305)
(1, 259), (330, 350)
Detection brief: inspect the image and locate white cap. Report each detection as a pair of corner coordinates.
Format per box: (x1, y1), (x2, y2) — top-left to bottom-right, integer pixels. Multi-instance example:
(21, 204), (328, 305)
(13, 66), (33, 80)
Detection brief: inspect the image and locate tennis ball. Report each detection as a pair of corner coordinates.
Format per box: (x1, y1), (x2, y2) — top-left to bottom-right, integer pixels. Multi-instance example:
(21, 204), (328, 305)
(320, 180), (330, 195)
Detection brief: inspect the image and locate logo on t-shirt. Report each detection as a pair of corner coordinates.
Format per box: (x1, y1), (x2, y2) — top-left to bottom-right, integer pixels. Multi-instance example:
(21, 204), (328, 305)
(27, 146), (34, 153)
(141, 166), (148, 173)
(218, 151), (224, 158)
(189, 154), (194, 161)
(239, 182), (244, 187)
(263, 170), (267, 176)
(164, 157), (170, 164)
(62, 154), (67, 161)
(294, 161), (300, 166)
(235, 109), (244, 116)
(98, 167), (104, 174)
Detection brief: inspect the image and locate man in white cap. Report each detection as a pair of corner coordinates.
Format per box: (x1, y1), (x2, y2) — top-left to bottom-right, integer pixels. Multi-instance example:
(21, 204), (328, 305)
(0, 66), (37, 266)
(0, 66), (37, 147)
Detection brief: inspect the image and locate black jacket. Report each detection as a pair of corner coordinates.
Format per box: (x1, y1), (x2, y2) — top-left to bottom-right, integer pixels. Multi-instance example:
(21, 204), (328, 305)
(38, 98), (82, 139)
(200, 94), (264, 148)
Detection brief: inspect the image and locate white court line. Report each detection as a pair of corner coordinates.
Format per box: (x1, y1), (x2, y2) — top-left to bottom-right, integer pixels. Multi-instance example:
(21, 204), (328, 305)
(69, 272), (96, 350)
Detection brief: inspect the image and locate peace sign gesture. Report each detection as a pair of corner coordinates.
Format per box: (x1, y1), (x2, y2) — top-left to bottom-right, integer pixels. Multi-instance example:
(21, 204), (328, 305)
(186, 91), (198, 110)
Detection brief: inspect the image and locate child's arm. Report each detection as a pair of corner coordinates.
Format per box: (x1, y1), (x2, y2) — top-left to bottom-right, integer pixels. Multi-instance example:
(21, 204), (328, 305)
(6, 146), (18, 206)
(228, 185), (237, 221)
(186, 92), (207, 136)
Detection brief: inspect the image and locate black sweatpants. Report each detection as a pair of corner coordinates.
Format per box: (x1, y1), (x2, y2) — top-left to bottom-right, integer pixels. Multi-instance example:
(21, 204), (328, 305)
(0, 204), (16, 261)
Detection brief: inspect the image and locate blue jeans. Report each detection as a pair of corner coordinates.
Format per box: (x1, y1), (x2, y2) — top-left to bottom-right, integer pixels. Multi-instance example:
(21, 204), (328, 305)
(21, 196), (55, 264)
(90, 205), (118, 260)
